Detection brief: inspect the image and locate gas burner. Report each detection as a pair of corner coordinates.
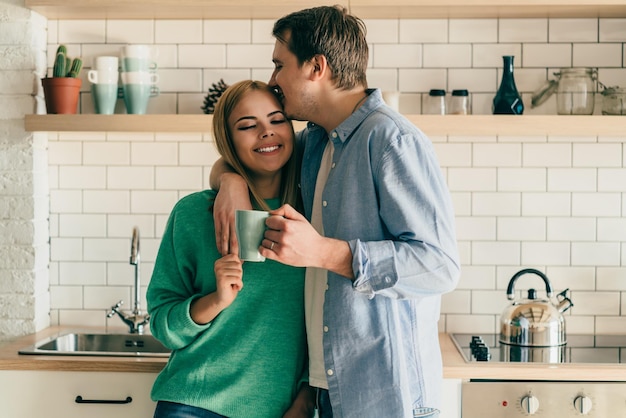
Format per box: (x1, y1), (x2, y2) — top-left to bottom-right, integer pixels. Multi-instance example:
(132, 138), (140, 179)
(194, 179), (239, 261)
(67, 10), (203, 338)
(451, 333), (626, 364)
(468, 336), (491, 361)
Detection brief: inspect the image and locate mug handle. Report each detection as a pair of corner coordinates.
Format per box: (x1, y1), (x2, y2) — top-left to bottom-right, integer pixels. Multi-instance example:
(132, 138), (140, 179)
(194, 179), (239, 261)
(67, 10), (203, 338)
(149, 86), (160, 97)
(88, 70), (98, 84)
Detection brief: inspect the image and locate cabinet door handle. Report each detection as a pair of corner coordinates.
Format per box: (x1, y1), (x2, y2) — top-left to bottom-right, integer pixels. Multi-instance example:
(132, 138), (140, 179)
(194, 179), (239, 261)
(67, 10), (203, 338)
(75, 395), (133, 404)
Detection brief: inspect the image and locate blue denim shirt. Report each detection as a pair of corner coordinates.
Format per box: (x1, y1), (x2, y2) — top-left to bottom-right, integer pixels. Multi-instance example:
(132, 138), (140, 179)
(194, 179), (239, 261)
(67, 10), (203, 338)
(298, 89), (460, 417)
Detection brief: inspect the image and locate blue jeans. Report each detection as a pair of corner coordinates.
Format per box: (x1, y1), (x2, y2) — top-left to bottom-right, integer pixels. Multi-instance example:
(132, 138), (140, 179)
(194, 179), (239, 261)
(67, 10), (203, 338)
(153, 401), (227, 418)
(315, 388), (333, 418)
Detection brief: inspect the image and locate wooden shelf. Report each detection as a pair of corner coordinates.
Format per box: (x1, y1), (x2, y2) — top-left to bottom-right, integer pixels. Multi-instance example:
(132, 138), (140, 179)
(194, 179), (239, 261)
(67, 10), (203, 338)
(25, 0), (626, 19)
(351, 0), (626, 18)
(25, 114), (213, 132)
(24, 114), (626, 137)
(25, 0), (349, 19)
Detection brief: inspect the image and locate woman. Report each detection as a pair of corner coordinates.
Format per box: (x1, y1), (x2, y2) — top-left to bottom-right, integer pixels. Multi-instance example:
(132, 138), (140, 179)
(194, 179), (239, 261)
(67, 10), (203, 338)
(147, 80), (312, 418)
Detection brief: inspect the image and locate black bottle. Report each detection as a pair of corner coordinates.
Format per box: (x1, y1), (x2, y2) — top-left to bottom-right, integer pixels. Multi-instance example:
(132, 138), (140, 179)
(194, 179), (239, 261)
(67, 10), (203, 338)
(493, 55), (524, 115)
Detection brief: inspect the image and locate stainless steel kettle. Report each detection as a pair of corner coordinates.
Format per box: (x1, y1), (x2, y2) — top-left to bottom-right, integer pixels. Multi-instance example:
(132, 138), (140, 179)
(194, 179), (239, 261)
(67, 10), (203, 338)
(500, 268), (574, 347)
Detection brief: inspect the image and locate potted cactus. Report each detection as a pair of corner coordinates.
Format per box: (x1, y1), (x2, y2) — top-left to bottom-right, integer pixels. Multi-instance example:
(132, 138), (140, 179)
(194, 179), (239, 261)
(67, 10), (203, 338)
(42, 45), (83, 114)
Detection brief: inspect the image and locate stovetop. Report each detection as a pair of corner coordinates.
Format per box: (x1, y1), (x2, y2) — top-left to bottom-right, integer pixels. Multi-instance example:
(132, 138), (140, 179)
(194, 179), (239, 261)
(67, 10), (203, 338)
(451, 333), (626, 364)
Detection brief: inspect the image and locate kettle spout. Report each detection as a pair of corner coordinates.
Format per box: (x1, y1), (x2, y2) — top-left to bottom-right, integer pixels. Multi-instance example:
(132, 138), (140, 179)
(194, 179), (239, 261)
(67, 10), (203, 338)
(556, 288), (574, 313)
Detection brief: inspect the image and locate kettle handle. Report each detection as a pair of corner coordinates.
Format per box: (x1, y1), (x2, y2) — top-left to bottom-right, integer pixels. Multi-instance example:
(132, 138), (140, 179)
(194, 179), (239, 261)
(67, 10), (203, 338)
(531, 79), (558, 108)
(506, 268), (553, 300)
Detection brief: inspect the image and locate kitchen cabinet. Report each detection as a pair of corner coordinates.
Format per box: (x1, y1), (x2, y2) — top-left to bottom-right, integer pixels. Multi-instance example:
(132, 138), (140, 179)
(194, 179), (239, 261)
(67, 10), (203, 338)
(24, 114), (626, 137)
(0, 368), (461, 417)
(24, 0), (626, 19)
(0, 370), (158, 418)
(440, 378), (462, 418)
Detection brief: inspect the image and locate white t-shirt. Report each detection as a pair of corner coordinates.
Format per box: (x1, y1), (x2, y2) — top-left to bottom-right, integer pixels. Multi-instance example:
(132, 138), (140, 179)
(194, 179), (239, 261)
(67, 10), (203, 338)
(305, 141), (334, 389)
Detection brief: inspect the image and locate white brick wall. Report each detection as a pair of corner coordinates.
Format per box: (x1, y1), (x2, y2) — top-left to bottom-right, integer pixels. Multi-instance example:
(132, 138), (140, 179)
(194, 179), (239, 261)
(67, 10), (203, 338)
(45, 131), (626, 335)
(3, 13), (626, 337)
(43, 17), (626, 116)
(442, 134), (626, 334)
(0, 1), (49, 340)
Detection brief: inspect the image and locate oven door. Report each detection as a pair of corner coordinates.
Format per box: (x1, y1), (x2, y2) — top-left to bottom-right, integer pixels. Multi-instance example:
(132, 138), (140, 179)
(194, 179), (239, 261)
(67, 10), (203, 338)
(462, 380), (626, 417)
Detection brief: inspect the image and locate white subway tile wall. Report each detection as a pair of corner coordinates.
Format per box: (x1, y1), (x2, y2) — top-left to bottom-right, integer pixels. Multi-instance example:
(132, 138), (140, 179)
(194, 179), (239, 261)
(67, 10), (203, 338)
(47, 18), (626, 334)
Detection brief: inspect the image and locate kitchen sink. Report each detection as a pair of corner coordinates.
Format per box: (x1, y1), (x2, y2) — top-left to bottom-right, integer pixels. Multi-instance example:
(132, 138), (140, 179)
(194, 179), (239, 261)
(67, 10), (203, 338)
(18, 332), (171, 357)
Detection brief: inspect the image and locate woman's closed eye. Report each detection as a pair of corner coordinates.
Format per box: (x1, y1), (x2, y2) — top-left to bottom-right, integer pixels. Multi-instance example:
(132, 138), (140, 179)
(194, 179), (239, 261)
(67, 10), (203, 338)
(237, 118), (285, 131)
(237, 124), (256, 131)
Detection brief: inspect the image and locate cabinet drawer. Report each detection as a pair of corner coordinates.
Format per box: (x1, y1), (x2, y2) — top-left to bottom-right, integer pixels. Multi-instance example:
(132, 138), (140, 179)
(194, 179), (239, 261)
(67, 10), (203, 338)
(0, 370), (158, 418)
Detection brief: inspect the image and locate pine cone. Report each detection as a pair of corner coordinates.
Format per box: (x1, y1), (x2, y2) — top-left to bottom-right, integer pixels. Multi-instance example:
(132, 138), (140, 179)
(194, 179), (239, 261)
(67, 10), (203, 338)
(202, 79), (229, 114)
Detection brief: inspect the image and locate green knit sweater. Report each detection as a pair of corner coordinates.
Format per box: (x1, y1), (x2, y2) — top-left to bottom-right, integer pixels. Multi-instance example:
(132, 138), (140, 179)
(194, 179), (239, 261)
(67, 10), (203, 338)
(147, 190), (307, 418)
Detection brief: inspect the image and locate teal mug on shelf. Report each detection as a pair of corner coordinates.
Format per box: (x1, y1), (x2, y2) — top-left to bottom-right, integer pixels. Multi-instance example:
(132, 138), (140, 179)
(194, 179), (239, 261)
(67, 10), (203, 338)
(119, 84), (159, 115)
(121, 71), (159, 85)
(92, 83), (118, 115)
(121, 57), (157, 72)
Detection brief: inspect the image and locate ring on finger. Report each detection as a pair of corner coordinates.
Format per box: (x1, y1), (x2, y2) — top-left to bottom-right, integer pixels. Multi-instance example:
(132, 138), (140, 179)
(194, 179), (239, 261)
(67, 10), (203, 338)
(270, 241), (275, 251)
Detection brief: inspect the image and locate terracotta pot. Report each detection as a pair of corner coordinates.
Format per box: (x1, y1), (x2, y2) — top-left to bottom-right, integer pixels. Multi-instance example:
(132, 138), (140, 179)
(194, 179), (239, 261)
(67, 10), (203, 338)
(42, 77), (82, 114)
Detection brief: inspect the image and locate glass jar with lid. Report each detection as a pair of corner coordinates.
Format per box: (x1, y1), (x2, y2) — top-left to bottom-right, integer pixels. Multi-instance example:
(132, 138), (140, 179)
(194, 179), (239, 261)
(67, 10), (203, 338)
(423, 89), (446, 115)
(447, 89), (471, 115)
(531, 68), (597, 115)
(601, 87), (626, 115)
(556, 68), (597, 114)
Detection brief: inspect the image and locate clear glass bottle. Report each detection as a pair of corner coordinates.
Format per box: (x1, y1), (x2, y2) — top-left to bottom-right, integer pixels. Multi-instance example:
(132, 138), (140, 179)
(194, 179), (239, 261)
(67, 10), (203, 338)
(448, 89), (470, 115)
(493, 55), (524, 115)
(423, 89), (446, 115)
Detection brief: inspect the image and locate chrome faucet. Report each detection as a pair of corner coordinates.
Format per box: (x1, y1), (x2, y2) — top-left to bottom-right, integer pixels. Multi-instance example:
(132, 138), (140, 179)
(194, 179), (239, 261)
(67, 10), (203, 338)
(107, 227), (150, 334)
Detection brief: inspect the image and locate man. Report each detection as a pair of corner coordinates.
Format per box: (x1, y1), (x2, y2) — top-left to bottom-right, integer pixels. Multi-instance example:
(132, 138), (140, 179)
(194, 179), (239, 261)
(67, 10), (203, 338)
(210, 6), (460, 418)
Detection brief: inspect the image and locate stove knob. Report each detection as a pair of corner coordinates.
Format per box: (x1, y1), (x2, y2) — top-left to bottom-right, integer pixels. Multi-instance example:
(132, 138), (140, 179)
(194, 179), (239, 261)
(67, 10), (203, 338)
(573, 395), (593, 415)
(520, 395), (539, 414)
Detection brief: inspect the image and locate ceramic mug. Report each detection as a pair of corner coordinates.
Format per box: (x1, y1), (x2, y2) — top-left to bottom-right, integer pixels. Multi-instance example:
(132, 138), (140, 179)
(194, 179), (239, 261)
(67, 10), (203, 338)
(91, 83), (118, 115)
(235, 209), (269, 262)
(121, 84), (159, 114)
(93, 56), (119, 71)
(121, 57), (157, 72)
(121, 71), (159, 85)
(121, 44), (155, 60)
(88, 69), (119, 84)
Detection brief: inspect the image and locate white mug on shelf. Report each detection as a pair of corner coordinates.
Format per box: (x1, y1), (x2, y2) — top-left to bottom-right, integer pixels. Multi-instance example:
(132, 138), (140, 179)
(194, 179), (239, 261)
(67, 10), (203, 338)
(92, 56), (119, 71)
(89, 56), (119, 85)
(88, 70), (119, 85)
(121, 44), (157, 60)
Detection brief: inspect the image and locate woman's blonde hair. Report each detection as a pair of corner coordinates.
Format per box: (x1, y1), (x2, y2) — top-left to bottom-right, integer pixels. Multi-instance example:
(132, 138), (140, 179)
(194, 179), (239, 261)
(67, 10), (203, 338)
(212, 80), (300, 211)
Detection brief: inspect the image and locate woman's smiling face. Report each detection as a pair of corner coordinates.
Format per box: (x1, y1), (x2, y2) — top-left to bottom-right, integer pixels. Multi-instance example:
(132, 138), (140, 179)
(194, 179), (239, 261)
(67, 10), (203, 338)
(228, 89), (294, 181)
